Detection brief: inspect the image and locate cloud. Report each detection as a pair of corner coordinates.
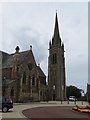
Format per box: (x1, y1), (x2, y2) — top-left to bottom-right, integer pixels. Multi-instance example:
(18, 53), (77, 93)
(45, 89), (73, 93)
(1, 2), (88, 92)
(2, 25), (48, 75)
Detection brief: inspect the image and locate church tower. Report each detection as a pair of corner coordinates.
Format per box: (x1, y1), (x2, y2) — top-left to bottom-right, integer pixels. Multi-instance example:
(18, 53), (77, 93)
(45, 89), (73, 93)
(48, 12), (66, 100)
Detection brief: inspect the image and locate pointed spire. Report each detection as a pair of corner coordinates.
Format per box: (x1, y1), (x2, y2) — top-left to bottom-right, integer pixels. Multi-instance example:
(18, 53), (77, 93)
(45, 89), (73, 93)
(62, 42), (64, 50)
(52, 11), (61, 46)
(49, 41), (51, 48)
(54, 12), (59, 37)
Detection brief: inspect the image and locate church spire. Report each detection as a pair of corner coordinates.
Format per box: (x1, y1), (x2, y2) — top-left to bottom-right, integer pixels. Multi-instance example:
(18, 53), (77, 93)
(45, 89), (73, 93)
(54, 12), (59, 37)
(52, 12), (61, 46)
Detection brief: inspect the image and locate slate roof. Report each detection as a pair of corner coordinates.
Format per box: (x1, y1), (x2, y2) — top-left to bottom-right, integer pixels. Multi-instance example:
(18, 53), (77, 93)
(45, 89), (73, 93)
(2, 54), (14, 68)
(37, 66), (46, 77)
(2, 50), (30, 68)
(0, 51), (9, 62)
(1, 49), (46, 78)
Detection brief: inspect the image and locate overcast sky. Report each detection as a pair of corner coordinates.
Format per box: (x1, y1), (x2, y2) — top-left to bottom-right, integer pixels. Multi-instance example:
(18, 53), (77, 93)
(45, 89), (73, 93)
(0, 2), (88, 93)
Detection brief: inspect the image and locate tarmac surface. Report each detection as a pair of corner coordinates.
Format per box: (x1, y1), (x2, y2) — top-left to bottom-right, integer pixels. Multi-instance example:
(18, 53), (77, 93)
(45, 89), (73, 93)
(1, 101), (89, 120)
(22, 106), (89, 119)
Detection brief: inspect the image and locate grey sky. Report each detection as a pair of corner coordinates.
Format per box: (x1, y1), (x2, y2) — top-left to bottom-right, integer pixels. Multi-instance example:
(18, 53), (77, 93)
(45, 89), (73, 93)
(0, 2), (88, 93)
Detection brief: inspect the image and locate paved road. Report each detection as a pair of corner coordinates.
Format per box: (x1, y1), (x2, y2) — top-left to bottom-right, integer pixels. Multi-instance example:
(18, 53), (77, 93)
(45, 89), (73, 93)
(1, 101), (89, 119)
(22, 106), (89, 119)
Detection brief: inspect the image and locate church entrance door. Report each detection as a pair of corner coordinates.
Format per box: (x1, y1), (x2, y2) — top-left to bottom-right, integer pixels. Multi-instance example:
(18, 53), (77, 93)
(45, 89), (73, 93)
(53, 94), (56, 101)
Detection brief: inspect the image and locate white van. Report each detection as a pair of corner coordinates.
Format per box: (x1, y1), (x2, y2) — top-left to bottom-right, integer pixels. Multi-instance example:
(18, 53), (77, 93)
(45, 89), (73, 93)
(69, 96), (77, 101)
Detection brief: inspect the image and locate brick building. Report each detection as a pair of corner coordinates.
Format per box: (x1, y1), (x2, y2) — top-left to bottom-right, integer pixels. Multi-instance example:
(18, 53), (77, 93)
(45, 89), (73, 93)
(1, 46), (47, 102)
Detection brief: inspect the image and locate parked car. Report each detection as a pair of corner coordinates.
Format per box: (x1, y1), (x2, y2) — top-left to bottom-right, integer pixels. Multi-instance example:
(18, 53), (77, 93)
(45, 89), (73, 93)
(69, 96), (77, 101)
(0, 96), (13, 112)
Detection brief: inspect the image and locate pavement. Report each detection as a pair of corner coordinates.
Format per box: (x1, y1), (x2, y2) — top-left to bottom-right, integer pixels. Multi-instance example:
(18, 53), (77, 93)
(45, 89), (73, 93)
(1, 101), (89, 119)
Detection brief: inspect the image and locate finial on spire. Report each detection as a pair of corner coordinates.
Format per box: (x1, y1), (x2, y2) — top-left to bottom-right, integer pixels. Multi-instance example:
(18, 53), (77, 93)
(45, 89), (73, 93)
(30, 45), (32, 51)
(38, 63), (40, 67)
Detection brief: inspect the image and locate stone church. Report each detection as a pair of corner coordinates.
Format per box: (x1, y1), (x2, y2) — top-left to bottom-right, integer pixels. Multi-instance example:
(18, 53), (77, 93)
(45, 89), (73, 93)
(48, 12), (66, 100)
(2, 46), (47, 102)
(1, 12), (66, 102)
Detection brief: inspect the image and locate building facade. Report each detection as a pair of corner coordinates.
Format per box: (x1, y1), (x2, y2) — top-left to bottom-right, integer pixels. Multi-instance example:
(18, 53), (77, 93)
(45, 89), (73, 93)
(48, 13), (66, 100)
(2, 46), (47, 102)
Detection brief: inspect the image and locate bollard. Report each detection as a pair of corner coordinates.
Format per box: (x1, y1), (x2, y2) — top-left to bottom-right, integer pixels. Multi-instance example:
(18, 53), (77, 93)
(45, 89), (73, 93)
(67, 100), (69, 104)
(89, 101), (90, 105)
(74, 100), (76, 105)
(61, 100), (62, 104)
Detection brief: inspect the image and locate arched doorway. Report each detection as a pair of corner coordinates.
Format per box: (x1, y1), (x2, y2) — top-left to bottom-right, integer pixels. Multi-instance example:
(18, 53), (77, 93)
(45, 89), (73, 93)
(53, 94), (56, 101)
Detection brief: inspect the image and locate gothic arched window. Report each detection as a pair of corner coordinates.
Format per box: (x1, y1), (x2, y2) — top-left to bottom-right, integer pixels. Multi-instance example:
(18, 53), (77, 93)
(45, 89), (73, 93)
(55, 53), (57, 63)
(52, 54), (54, 64)
(52, 53), (57, 64)
(23, 72), (26, 84)
(28, 63), (32, 71)
(10, 88), (14, 96)
(32, 76), (35, 86)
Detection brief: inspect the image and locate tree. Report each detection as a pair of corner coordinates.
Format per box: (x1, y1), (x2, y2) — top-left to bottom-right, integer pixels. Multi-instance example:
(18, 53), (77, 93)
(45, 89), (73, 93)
(66, 85), (81, 99)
